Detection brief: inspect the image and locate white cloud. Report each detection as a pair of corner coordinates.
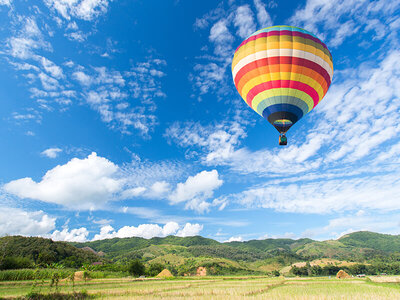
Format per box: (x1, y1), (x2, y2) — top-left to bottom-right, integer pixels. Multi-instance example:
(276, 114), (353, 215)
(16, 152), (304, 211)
(70, 59), (166, 136)
(0, 207), (56, 236)
(253, 0), (273, 27)
(40, 57), (64, 79)
(92, 221), (203, 240)
(234, 171), (400, 214)
(121, 182), (171, 200)
(169, 170), (223, 213)
(41, 147), (62, 158)
(65, 31), (88, 42)
(302, 212), (400, 240)
(176, 223), (203, 237)
(191, 63), (226, 95)
(209, 19), (234, 59)
(288, 0), (400, 47)
(73, 71), (92, 86)
(4, 152), (123, 210)
(224, 236), (243, 242)
(176, 50), (400, 177)
(234, 5), (256, 38)
(165, 121), (247, 164)
(49, 227), (89, 242)
(38, 72), (59, 90)
(44, 0), (111, 21)
(122, 186), (146, 198)
(7, 18), (52, 59)
(0, 0), (12, 6)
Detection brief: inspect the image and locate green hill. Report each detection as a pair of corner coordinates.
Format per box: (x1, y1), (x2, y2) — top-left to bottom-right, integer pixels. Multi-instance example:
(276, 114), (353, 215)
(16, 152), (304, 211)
(338, 231), (400, 252)
(0, 235), (100, 268)
(2, 231), (400, 275)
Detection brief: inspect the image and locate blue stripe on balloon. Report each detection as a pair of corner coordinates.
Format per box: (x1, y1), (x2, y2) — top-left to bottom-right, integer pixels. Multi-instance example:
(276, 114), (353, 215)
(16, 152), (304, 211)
(261, 104), (304, 120)
(250, 26), (317, 39)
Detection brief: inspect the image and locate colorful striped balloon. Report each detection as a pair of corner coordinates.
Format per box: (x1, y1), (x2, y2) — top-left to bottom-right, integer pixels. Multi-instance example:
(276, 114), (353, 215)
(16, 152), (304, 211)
(232, 25), (333, 134)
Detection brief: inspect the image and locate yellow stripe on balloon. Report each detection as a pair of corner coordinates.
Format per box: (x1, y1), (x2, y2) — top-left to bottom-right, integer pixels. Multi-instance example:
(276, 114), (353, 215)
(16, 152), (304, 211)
(233, 39), (332, 71)
(232, 49), (333, 80)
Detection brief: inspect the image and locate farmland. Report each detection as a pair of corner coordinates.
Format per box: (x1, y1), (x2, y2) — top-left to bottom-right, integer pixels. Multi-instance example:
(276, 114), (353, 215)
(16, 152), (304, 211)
(1, 276), (400, 299)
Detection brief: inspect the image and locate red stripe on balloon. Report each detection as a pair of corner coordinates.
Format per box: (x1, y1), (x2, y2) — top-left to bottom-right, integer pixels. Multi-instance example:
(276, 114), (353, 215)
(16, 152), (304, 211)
(234, 56), (331, 89)
(246, 80), (320, 108)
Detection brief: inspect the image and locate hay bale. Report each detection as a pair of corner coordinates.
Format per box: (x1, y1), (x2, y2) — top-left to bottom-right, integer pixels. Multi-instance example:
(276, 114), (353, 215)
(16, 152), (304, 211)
(156, 269), (173, 278)
(74, 271), (90, 281)
(336, 270), (350, 279)
(196, 267), (207, 276)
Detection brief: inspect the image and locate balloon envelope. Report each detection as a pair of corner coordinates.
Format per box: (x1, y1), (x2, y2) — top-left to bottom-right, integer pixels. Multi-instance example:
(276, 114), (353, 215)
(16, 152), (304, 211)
(232, 25), (333, 133)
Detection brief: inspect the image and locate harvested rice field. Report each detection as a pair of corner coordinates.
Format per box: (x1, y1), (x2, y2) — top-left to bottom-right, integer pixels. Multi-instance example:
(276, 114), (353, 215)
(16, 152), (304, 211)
(1, 276), (400, 299)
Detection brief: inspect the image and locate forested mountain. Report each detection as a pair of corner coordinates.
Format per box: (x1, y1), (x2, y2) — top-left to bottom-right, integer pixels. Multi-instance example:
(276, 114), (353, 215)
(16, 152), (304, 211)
(0, 235), (99, 268)
(2, 231), (400, 274)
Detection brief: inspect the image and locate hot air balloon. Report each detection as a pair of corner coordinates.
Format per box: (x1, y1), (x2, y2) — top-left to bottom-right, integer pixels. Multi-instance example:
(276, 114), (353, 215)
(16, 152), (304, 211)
(232, 26), (333, 145)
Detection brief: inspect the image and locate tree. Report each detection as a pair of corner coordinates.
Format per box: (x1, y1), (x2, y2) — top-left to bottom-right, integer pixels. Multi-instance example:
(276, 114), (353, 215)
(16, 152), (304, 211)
(128, 259), (145, 277)
(146, 262), (164, 277)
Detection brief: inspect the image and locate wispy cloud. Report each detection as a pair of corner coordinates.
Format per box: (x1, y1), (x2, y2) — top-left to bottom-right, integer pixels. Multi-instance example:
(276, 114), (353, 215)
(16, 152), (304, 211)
(288, 0), (400, 48)
(234, 5), (256, 39)
(302, 211), (400, 240)
(7, 17), (52, 60)
(41, 147), (62, 158)
(44, 0), (111, 21)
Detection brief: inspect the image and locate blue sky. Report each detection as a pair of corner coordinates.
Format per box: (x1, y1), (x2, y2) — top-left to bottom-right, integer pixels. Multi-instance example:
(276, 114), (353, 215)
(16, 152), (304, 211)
(0, 0), (399, 243)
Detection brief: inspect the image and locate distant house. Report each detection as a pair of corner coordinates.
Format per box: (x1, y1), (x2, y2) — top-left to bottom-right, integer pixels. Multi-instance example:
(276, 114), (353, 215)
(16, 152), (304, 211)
(356, 274), (366, 278)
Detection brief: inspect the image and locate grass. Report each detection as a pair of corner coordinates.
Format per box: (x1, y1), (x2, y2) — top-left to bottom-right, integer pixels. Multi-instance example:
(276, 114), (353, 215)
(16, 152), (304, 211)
(1, 275), (400, 299)
(0, 270), (127, 281)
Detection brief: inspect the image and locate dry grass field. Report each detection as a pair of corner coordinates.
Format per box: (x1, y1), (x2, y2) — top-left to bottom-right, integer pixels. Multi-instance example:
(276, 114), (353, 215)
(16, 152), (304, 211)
(1, 276), (400, 299)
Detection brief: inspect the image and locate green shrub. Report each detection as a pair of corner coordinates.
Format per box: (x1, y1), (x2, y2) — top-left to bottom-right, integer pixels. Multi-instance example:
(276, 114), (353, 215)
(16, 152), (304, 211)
(0, 256), (33, 270)
(146, 262), (164, 277)
(128, 259), (145, 277)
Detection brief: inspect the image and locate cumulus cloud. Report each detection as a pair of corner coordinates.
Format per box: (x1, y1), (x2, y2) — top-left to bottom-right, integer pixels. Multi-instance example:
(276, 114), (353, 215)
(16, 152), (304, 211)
(4, 152), (123, 210)
(0, 207), (56, 236)
(92, 222), (202, 240)
(169, 170), (223, 213)
(49, 227), (89, 242)
(176, 223), (203, 237)
(41, 147), (62, 158)
(224, 236), (243, 242)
